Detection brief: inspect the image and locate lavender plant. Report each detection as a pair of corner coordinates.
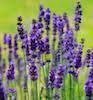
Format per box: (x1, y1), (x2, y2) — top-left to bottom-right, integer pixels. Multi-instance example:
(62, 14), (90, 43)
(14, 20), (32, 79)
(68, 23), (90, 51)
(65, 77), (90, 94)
(0, 1), (92, 100)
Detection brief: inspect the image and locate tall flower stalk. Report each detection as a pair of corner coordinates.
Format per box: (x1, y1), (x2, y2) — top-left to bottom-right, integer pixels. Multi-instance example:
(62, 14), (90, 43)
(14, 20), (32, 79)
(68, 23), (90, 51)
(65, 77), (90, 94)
(84, 68), (93, 99)
(29, 62), (38, 100)
(17, 16), (29, 100)
(0, 74), (6, 100)
(6, 60), (17, 100)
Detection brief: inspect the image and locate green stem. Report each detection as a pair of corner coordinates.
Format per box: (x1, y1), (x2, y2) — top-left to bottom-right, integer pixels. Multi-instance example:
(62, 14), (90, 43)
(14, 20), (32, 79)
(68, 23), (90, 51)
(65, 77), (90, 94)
(19, 83), (23, 100)
(35, 81), (38, 100)
(24, 92), (29, 100)
(78, 80), (81, 100)
(50, 88), (53, 99)
(9, 95), (12, 100)
(61, 75), (66, 100)
(69, 74), (72, 100)
(31, 81), (34, 100)
(40, 86), (44, 100)
(45, 54), (50, 100)
(72, 77), (74, 100)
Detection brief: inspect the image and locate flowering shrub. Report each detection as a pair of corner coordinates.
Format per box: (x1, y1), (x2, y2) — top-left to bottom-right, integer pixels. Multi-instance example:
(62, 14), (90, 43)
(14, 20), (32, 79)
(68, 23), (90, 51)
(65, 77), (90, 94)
(0, 1), (92, 100)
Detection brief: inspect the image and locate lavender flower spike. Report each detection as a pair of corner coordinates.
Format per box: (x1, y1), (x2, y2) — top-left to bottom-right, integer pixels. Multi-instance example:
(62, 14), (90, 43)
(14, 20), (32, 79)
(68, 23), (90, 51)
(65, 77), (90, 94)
(29, 63), (38, 81)
(54, 64), (66, 88)
(74, 1), (82, 31)
(84, 68), (93, 98)
(0, 75), (6, 100)
(48, 67), (56, 88)
(6, 60), (15, 80)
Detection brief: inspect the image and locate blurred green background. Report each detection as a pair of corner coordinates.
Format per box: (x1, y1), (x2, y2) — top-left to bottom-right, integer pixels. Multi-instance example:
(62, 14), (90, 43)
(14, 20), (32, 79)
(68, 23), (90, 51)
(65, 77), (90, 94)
(0, 0), (93, 50)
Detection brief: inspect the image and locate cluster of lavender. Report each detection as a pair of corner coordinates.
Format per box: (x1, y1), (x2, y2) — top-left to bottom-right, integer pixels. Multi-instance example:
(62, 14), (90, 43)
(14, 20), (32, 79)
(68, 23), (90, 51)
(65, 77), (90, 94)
(0, 1), (92, 100)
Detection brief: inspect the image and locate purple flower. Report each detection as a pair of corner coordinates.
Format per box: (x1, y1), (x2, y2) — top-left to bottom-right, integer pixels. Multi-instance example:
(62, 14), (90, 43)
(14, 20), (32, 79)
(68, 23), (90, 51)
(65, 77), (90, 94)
(6, 60), (15, 80)
(23, 75), (28, 91)
(52, 13), (58, 58)
(0, 87), (5, 100)
(68, 70), (78, 78)
(17, 57), (24, 73)
(29, 20), (41, 51)
(30, 38), (37, 51)
(38, 38), (46, 54)
(44, 37), (50, 54)
(44, 8), (51, 24)
(54, 64), (66, 88)
(17, 16), (26, 41)
(89, 51), (93, 68)
(48, 67), (56, 88)
(53, 93), (60, 100)
(25, 40), (31, 57)
(29, 64), (38, 81)
(52, 13), (58, 34)
(44, 8), (51, 36)
(62, 13), (70, 30)
(14, 34), (19, 59)
(84, 49), (91, 67)
(39, 4), (44, 11)
(0, 76), (6, 100)
(36, 29), (43, 40)
(74, 44), (83, 69)
(74, 2), (82, 31)
(14, 50), (19, 59)
(3, 33), (7, 44)
(17, 16), (22, 22)
(7, 34), (12, 49)
(14, 34), (18, 50)
(20, 31), (28, 49)
(55, 50), (61, 64)
(75, 23), (80, 31)
(7, 88), (17, 99)
(84, 68), (93, 97)
(38, 4), (45, 21)
(37, 21), (43, 29)
(8, 88), (16, 94)
(57, 16), (64, 33)
(62, 29), (76, 60)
